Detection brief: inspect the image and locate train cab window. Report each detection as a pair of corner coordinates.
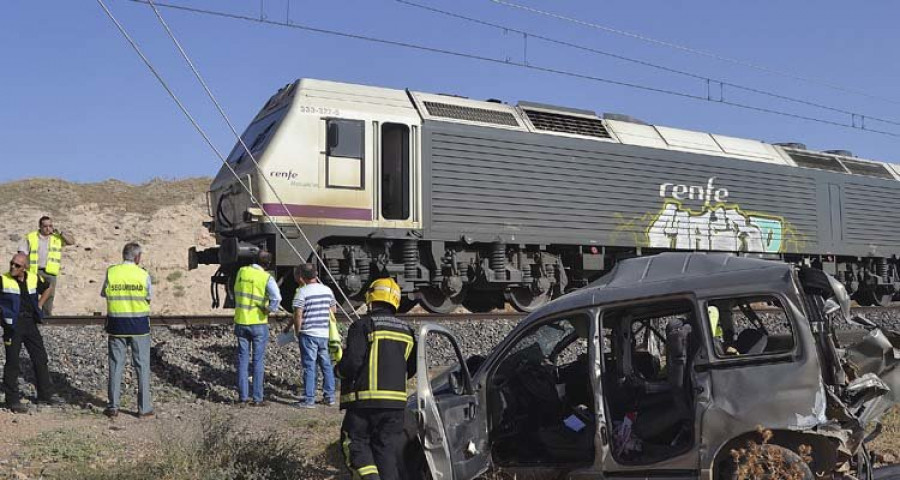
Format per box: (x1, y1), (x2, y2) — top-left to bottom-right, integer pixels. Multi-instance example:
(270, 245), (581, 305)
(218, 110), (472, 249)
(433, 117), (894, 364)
(381, 123), (410, 220)
(705, 296), (796, 358)
(326, 119), (364, 189)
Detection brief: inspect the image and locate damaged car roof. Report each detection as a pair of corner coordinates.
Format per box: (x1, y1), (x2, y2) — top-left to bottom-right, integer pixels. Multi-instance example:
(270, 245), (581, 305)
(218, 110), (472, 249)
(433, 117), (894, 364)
(535, 253), (796, 318)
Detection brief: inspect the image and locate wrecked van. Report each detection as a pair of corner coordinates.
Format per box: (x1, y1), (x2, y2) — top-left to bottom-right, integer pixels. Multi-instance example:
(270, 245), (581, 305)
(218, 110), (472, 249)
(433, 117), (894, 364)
(412, 253), (900, 479)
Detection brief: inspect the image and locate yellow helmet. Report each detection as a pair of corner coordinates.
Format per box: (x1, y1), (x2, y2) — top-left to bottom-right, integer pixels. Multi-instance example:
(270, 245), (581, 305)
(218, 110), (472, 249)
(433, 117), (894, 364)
(365, 277), (401, 310)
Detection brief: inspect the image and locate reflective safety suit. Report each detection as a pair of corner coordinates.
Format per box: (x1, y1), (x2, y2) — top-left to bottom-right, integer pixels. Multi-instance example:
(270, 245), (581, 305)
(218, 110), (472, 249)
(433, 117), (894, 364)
(337, 306), (416, 480)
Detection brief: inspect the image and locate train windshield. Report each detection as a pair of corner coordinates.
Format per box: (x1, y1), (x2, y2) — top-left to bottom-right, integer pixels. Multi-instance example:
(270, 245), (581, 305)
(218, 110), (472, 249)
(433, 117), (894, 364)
(225, 105), (289, 164)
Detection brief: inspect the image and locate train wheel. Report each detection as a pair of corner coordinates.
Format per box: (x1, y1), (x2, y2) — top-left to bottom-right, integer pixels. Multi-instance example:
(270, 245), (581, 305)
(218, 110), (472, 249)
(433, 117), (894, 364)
(417, 287), (464, 314)
(855, 288), (893, 307)
(506, 287), (551, 313)
(463, 291), (502, 313)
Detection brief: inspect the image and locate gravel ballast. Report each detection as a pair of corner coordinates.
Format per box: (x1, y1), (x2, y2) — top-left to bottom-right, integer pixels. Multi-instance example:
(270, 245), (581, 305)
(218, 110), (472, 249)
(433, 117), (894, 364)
(0, 310), (897, 408)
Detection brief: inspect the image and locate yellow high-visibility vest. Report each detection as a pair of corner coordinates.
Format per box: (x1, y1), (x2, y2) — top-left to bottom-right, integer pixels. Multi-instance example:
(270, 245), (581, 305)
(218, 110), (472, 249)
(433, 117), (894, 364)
(234, 266), (271, 325)
(105, 263), (150, 336)
(26, 231), (63, 276)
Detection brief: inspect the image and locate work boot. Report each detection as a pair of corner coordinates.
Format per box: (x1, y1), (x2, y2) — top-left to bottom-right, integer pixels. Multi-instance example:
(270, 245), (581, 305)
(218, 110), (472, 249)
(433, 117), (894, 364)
(103, 407), (118, 418)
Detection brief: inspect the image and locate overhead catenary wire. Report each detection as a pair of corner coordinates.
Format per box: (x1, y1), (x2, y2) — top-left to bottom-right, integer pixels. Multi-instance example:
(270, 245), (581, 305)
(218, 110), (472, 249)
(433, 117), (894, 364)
(488, 0), (900, 107)
(397, 0), (900, 129)
(124, 0), (900, 140)
(142, 0), (362, 320)
(96, 0), (361, 320)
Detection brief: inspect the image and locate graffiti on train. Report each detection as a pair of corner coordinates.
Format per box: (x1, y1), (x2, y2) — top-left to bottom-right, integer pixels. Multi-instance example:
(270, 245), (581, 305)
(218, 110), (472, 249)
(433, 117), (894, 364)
(647, 200), (787, 253)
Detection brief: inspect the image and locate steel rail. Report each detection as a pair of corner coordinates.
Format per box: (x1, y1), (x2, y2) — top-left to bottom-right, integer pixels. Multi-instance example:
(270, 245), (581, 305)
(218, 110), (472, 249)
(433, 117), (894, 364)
(42, 312), (527, 327)
(40, 304), (900, 327)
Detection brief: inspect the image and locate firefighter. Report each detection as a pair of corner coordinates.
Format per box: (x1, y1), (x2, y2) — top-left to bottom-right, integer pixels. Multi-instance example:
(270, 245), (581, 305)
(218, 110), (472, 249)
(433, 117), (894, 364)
(337, 277), (416, 480)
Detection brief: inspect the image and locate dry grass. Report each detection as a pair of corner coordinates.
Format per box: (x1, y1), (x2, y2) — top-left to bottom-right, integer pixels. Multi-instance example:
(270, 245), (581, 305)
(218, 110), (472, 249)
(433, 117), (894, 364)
(55, 411), (333, 480)
(0, 177), (210, 216)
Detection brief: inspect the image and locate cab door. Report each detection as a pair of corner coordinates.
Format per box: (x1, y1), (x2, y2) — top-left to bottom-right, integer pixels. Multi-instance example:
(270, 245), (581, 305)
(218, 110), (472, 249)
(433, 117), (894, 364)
(416, 324), (490, 480)
(375, 122), (420, 229)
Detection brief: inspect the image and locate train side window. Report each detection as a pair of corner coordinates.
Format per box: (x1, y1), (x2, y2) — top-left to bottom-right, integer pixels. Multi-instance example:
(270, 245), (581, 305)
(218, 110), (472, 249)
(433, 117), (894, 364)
(706, 296), (796, 358)
(381, 123), (410, 220)
(326, 119), (364, 189)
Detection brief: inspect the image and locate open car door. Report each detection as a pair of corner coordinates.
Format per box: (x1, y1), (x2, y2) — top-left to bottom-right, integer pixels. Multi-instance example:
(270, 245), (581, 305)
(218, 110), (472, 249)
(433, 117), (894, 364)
(416, 324), (490, 480)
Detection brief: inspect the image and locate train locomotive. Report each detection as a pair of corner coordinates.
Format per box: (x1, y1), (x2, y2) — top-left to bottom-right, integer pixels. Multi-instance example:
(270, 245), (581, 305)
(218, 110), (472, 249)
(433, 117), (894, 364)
(189, 79), (900, 313)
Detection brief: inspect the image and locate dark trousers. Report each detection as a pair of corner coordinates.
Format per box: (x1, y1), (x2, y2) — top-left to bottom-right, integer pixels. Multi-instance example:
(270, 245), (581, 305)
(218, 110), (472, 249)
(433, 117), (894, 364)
(341, 408), (405, 480)
(2, 316), (53, 404)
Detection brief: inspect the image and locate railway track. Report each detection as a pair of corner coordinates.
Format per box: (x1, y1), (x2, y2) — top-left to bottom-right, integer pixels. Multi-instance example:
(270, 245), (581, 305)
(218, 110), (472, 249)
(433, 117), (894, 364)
(39, 304), (900, 327)
(42, 312), (527, 326)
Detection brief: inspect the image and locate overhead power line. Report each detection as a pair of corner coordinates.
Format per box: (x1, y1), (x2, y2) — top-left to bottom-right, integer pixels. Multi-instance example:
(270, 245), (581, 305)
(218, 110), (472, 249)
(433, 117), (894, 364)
(488, 0), (900, 106)
(97, 0), (362, 318)
(124, 0), (900, 139)
(142, 0), (361, 318)
(397, 0), (900, 129)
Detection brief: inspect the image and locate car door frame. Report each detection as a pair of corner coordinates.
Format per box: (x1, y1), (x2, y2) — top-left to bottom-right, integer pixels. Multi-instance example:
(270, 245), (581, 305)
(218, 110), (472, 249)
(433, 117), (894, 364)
(416, 324), (489, 480)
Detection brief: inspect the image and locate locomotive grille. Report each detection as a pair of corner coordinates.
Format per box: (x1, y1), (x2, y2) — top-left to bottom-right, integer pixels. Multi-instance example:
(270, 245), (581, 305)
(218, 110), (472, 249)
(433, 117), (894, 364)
(423, 101), (520, 127)
(788, 152), (848, 173)
(523, 109), (611, 139)
(841, 159), (895, 179)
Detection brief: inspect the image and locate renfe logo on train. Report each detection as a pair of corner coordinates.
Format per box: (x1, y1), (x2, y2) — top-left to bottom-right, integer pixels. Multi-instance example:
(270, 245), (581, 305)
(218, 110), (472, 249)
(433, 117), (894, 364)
(658, 177), (729, 205)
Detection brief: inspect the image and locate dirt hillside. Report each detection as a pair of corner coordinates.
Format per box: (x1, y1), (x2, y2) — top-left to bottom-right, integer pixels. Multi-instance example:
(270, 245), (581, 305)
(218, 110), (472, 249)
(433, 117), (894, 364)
(0, 177), (219, 315)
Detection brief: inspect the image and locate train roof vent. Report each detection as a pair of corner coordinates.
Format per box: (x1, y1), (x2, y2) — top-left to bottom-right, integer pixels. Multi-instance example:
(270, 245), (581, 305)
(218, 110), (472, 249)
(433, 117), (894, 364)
(603, 113), (649, 126)
(787, 151), (849, 173)
(522, 108), (611, 139)
(824, 149), (854, 157)
(774, 142), (807, 150)
(422, 101), (520, 127)
(841, 158), (895, 179)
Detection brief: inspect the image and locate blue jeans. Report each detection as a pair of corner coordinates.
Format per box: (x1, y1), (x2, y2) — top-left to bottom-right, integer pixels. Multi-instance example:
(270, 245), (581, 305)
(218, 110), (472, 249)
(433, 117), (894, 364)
(300, 334), (335, 404)
(235, 324), (269, 402)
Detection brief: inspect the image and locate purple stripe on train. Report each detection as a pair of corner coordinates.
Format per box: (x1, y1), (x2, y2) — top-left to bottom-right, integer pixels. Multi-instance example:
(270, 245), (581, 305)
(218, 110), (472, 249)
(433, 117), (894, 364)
(262, 203), (372, 221)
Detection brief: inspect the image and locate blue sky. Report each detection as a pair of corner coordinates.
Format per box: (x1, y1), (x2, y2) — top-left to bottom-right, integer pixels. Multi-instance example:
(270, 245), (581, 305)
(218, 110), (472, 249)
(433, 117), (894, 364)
(3, 1), (899, 183)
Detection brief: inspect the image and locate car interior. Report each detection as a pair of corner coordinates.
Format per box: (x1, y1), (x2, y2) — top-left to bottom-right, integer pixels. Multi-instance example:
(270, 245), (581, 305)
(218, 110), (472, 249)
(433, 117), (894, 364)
(600, 299), (698, 465)
(487, 313), (596, 466)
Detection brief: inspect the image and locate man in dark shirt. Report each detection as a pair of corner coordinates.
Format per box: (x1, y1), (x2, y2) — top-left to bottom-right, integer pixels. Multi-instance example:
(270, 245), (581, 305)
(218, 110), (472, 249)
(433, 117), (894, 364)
(1, 253), (62, 413)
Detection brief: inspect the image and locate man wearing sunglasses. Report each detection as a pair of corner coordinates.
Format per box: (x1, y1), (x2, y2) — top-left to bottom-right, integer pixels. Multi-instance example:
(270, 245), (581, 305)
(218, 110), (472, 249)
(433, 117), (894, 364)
(18, 216), (75, 317)
(1, 253), (62, 413)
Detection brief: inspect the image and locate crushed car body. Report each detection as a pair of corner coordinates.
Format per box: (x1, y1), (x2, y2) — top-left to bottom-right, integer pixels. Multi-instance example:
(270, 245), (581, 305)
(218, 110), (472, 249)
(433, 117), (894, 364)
(412, 252), (900, 480)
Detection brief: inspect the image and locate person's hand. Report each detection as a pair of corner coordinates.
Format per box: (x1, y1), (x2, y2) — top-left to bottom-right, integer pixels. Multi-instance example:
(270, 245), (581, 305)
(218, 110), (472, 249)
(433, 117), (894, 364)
(52, 228), (60, 235)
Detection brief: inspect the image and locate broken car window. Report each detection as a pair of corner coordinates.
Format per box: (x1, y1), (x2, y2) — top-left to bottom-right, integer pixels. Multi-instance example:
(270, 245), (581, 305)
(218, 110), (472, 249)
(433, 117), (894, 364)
(706, 296), (796, 358)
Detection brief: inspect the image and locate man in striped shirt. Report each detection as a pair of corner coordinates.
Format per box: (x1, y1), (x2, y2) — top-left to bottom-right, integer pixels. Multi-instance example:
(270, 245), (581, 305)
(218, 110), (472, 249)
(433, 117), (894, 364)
(289, 263), (337, 408)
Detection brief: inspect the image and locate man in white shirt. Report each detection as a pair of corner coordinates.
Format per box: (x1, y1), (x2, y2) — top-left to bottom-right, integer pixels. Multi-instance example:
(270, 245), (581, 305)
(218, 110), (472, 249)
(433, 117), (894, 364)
(288, 263), (337, 408)
(18, 216), (75, 316)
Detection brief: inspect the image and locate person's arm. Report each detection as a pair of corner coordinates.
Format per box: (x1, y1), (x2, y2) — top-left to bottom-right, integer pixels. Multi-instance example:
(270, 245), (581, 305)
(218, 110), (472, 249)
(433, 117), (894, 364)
(337, 320), (368, 381)
(55, 229), (75, 246)
(0, 278), (12, 337)
(145, 273), (152, 303)
(265, 275), (281, 313)
(289, 288), (304, 334)
(100, 272), (108, 298)
(291, 307), (304, 334)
